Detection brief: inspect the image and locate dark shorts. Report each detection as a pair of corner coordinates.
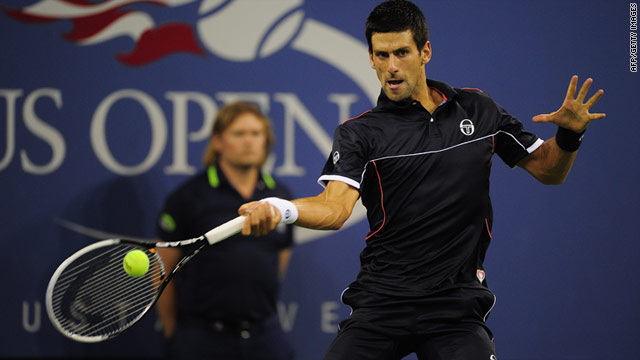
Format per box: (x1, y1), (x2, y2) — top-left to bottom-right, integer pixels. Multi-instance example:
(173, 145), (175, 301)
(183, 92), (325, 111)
(324, 285), (497, 360)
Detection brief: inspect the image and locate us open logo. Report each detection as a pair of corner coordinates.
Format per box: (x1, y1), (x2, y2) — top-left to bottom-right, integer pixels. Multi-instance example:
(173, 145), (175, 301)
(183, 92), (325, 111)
(5, 0), (377, 245)
(459, 119), (475, 136)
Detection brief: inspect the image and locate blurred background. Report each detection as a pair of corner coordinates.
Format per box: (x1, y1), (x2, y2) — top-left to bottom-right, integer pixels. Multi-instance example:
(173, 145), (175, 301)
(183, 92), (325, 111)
(0, 0), (638, 359)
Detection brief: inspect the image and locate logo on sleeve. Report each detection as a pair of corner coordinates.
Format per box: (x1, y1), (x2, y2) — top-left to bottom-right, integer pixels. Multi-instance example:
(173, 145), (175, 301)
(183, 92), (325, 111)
(460, 119), (475, 136)
(160, 213), (176, 232)
(333, 151), (340, 164)
(476, 269), (486, 283)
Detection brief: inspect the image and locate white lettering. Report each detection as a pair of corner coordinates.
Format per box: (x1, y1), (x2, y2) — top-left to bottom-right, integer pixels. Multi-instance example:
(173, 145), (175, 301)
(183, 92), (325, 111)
(4, 89), (360, 176)
(91, 89), (167, 175)
(22, 300), (41, 333)
(321, 301), (340, 334)
(632, 32), (638, 72)
(164, 91), (218, 175)
(21, 88), (66, 175)
(0, 89), (22, 171)
(273, 93), (334, 177)
(328, 93), (358, 123)
(277, 301), (299, 333)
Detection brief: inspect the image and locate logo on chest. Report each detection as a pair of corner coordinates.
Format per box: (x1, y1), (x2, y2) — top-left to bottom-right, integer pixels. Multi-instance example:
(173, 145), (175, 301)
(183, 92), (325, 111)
(459, 119), (475, 136)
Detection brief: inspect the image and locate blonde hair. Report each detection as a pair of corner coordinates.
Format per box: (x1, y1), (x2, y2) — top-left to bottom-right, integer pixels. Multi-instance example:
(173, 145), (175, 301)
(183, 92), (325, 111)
(202, 102), (275, 166)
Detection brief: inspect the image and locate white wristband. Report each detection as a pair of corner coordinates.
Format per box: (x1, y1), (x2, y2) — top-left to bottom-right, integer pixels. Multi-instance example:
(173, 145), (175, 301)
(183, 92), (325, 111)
(261, 197), (298, 225)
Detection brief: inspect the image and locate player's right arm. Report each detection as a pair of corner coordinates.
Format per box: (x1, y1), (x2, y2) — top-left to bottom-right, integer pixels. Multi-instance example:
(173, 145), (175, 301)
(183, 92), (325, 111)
(239, 180), (360, 236)
(292, 180), (361, 230)
(155, 246), (181, 338)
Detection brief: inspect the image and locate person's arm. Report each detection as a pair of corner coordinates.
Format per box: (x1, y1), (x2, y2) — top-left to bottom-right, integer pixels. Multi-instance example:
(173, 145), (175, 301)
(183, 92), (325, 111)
(278, 248), (292, 281)
(155, 246), (181, 338)
(518, 75), (605, 184)
(517, 137), (577, 184)
(239, 180), (360, 236)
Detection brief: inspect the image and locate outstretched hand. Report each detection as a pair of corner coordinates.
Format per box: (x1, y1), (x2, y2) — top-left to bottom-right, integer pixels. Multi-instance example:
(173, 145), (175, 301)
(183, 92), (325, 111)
(532, 75), (605, 133)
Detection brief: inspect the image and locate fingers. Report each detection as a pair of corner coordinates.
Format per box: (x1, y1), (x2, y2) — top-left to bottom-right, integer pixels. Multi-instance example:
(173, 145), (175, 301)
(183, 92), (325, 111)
(585, 89), (604, 108)
(532, 114), (551, 123)
(564, 75), (578, 101)
(536, 75), (604, 131)
(576, 79), (605, 121)
(238, 202), (254, 236)
(576, 77), (592, 102)
(238, 201), (277, 236)
(568, 75), (604, 106)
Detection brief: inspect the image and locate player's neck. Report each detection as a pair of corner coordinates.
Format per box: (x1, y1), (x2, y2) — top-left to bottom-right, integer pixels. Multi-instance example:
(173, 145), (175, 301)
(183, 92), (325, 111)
(414, 87), (443, 114)
(218, 161), (259, 200)
(412, 78), (439, 114)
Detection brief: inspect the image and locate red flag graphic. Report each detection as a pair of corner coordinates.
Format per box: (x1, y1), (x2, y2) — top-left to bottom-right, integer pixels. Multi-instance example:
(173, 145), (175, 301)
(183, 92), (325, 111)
(117, 23), (206, 66)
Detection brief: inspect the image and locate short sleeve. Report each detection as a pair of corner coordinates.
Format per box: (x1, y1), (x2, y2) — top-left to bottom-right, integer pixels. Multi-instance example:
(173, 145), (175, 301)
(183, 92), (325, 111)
(156, 191), (191, 242)
(493, 102), (544, 168)
(318, 123), (368, 189)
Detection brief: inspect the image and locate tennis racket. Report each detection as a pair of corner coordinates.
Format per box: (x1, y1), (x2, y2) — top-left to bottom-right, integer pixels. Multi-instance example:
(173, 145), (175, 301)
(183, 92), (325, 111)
(45, 215), (246, 343)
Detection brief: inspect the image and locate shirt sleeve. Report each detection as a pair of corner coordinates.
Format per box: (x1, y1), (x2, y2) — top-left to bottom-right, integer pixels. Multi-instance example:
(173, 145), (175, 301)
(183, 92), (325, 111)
(493, 101), (544, 168)
(156, 190), (190, 242)
(318, 122), (368, 189)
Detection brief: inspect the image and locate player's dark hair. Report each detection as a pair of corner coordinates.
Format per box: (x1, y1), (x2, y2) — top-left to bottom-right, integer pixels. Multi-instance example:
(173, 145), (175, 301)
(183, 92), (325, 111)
(203, 102), (275, 166)
(365, 0), (429, 53)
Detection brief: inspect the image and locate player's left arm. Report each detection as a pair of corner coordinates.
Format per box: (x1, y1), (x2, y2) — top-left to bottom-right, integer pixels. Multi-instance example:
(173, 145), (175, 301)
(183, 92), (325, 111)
(278, 248), (292, 281)
(517, 75), (605, 184)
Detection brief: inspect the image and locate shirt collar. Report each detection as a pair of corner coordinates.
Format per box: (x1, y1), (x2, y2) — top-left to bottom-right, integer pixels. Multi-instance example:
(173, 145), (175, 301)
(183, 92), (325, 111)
(207, 164), (275, 190)
(375, 78), (458, 109)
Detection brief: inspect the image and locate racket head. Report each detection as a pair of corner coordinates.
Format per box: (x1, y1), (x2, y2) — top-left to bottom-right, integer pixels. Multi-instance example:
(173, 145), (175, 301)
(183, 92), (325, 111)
(45, 239), (166, 342)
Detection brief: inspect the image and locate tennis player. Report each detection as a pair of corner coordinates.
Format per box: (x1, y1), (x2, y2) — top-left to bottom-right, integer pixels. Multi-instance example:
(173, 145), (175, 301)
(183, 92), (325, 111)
(156, 102), (295, 359)
(240, 1), (605, 359)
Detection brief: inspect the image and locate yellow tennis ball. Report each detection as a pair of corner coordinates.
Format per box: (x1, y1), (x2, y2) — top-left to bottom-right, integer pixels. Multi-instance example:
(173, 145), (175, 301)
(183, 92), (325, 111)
(123, 250), (149, 278)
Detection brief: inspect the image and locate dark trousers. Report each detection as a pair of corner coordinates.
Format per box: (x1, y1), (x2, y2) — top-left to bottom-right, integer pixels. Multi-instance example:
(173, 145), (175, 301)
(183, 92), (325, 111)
(165, 316), (295, 360)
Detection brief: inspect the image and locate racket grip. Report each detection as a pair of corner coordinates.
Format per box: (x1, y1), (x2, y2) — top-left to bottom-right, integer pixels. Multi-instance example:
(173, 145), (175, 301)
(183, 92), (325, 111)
(204, 216), (246, 245)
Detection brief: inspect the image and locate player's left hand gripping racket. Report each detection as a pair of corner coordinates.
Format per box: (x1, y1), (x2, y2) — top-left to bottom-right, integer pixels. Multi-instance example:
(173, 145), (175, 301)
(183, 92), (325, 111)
(45, 216), (246, 343)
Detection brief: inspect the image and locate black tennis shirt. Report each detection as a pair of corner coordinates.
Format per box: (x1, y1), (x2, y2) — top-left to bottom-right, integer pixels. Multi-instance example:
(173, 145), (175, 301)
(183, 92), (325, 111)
(156, 165), (293, 322)
(319, 79), (543, 299)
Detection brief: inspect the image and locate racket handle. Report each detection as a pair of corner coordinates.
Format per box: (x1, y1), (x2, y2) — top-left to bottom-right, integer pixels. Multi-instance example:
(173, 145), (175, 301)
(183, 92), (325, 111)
(204, 216), (246, 245)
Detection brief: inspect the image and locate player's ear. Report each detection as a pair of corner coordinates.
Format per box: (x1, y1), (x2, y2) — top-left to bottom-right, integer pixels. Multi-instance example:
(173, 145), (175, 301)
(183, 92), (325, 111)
(421, 41), (432, 65)
(369, 51), (375, 69)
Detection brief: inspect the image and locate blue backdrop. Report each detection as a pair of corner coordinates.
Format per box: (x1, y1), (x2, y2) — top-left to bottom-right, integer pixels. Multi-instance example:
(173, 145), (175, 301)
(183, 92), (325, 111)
(1, 0), (638, 359)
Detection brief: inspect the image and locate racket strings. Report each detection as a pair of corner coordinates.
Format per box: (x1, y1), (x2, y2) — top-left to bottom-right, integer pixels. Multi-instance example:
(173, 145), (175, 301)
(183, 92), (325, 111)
(53, 264), (163, 329)
(51, 244), (149, 302)
(51, 256), (163, 305)
(53, 251), (160, 336)
(51, 244), (125, 288)
(49, 244), (165, 338)
(54, 264), (164, 330)
(60, 296), (158, 337)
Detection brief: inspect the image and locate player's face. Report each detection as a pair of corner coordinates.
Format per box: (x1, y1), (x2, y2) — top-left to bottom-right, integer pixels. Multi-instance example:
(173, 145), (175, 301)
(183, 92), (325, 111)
(369, 30), (431, 102)
(215, 112), (268, 169)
